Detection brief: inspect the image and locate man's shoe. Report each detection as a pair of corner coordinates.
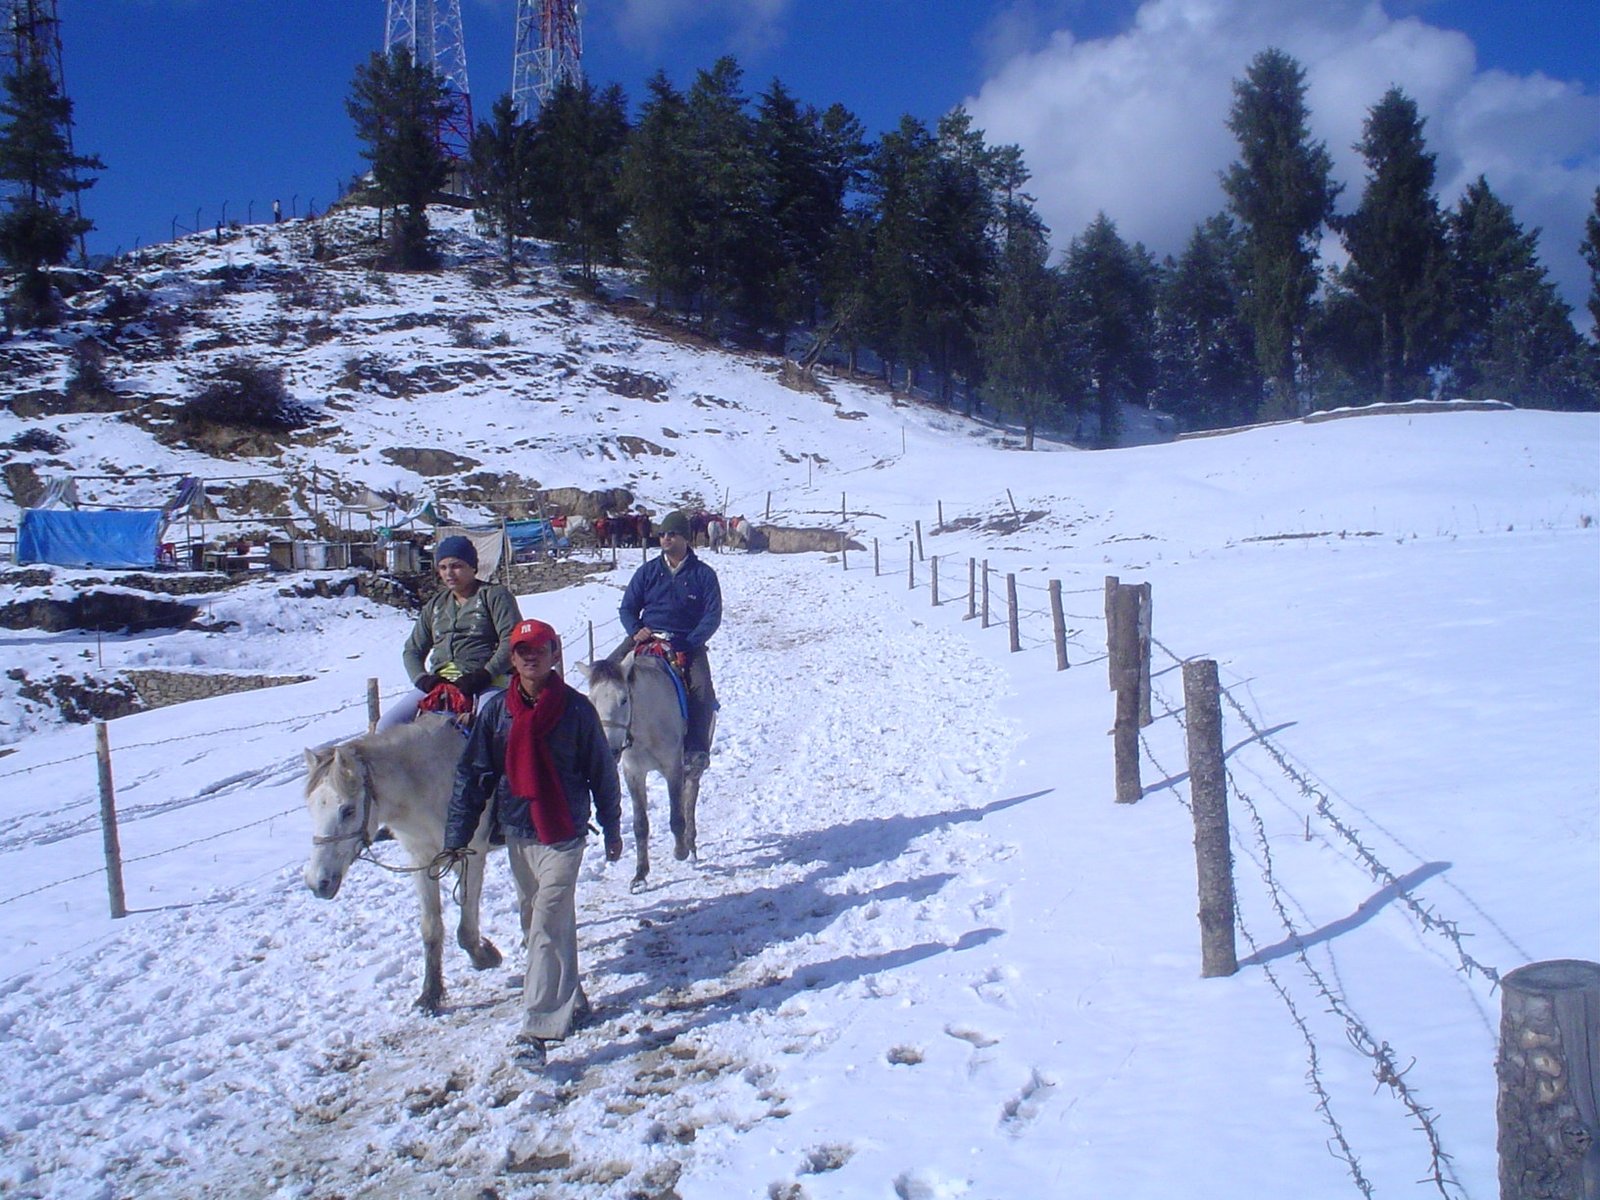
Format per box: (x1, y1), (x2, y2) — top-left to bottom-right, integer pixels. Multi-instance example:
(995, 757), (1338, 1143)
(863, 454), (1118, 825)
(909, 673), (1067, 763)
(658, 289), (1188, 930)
(513, 1036), (547, 1068)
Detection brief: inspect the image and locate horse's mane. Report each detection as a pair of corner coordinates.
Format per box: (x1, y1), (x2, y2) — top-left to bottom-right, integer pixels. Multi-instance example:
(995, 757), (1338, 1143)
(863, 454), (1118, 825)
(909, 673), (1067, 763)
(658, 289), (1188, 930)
(588, 659), (626, 686)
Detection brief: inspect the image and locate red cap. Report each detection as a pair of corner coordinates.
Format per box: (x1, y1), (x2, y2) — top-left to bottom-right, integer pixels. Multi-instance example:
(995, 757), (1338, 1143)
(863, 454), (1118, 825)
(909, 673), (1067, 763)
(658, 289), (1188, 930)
(511, 619), (559, 652)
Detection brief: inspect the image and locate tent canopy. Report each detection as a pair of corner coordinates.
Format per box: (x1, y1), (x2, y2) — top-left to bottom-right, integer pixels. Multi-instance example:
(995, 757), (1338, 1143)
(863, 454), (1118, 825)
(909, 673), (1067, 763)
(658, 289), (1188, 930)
(16, 509), (166, 569)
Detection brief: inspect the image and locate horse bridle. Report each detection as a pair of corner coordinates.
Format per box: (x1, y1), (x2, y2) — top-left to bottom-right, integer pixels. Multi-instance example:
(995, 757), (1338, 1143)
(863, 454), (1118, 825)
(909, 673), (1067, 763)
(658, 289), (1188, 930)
(600, 712), (632, 757)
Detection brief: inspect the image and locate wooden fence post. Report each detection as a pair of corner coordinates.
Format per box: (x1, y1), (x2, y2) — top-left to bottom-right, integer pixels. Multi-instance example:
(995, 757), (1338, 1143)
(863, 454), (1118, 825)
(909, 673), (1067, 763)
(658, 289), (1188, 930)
(1111, 585), (1142, 803)
(908, 540), (915, 590)
(95, 722), (128, 920)
(937, 500), (944, 531)
(931, 557), (940, 606)
(840, 533), (848, 570)
(966, 558), (976, 621)
(765, 491), (771, 521)
(1006, 573), (1020, 652)
(1137, 581), (1153, 727)
(366, 677), (380, 733)
(1049, 580), (1068, 671)
(1497, 959), (1600, 1199)
(873, 537), (880, 577)
(1183, 659), (1236, 976)
(914, 520), (924, 561)
(841, 492), (846, 524)
(1104, 575), (1120, 688)
(587, 621), (595, 665)
(981, 560), (990, 628)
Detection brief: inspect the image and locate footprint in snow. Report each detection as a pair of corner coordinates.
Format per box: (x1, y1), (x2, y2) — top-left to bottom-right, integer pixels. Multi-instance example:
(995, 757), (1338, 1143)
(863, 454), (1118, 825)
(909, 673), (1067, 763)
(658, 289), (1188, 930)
(944, 1024), (998, 1049)
(999, 1068), (1057, 1133)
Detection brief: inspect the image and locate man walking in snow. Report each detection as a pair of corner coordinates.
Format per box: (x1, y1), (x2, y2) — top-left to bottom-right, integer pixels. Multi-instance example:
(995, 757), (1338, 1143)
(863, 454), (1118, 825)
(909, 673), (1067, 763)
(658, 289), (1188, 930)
(610, 510), (722, 778)
(438, 619), (622, 1066)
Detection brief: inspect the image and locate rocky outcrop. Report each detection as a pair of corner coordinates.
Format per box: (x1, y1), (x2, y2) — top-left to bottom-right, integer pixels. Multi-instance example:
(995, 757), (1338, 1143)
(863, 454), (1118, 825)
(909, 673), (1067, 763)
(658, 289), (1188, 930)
(755, 526), (862, 554)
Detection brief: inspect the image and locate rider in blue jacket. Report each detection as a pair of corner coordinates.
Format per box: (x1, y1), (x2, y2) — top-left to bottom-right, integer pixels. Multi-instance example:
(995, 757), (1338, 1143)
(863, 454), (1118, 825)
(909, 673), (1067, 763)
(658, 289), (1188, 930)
(612, 510), (722, 777)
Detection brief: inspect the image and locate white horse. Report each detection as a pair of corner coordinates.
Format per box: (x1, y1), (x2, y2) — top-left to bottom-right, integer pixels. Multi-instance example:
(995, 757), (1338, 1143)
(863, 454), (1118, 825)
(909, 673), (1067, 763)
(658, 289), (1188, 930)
(303, 714), (502, 1013)
(582, 655), (700, 891)
(706, 518), (726, 553)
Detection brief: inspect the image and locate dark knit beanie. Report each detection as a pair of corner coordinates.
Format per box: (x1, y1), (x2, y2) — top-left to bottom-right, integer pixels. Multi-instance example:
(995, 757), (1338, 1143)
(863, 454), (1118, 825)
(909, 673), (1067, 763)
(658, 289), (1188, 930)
(435, 535), (478, 568)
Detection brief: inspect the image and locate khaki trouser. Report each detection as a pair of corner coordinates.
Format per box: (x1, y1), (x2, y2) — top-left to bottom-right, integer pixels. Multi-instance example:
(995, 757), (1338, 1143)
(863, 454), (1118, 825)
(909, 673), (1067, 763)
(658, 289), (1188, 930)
(505, 834), (587, 1040)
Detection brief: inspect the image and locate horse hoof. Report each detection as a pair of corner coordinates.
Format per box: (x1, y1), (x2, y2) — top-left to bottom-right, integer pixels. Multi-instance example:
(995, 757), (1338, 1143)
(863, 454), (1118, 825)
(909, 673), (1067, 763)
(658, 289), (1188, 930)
(470, 940), (503, 971)
(415, 992), (444, 1016)
(629, 876), (647, 894)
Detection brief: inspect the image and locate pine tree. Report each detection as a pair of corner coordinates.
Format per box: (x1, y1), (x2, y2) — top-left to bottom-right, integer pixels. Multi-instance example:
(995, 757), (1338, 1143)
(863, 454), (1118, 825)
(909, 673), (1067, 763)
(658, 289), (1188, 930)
(1061, 213), (1157, 446)
(1222, 49), (1340, 418)
(862, 115), (939, 387)
(346, 48), (452, 270)
(0, 57), (103, 323)
(1447, 177), (1594, 409)
(979, 196), (1073, 449)
(1582, 185), (1600, 339)
(1155, 213), (1259, 430)
(529, 80), (629, 282)
(468, 94), (536, 279)
(620, 72), (694, 310)
(1337, 88), (1451, 402)
(682, 57), (765, 334)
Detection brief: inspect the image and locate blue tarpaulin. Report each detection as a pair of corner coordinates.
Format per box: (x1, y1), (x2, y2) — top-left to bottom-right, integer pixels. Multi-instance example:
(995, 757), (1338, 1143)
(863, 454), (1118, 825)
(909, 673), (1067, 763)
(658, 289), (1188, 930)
(16, 509), (166, 568)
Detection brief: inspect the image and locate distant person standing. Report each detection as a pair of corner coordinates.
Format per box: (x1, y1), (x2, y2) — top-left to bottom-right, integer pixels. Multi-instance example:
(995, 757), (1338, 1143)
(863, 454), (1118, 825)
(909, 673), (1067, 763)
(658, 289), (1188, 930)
(272, 199), (282, 224)
(611, 510), (721, 777)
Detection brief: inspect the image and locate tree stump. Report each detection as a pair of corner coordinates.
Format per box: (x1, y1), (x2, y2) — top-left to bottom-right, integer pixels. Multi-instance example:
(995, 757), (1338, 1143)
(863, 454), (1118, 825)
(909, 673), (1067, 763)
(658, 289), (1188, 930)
(1497, 958), (1600, 1200)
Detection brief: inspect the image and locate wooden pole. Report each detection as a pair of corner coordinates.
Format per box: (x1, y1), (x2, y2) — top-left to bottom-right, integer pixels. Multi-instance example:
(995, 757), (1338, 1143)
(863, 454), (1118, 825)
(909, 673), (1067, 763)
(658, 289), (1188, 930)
(1111, 585), (1142, 803)
(1006, 573), (1020, 652)
(95, 722), (128, 920)
(873, 537), (880, 577)
(1497, 959), (1600, 1199)
(841, 492), (846, 523)
(1006, 488), (1019, 516)
(765, 491), (771, 521)
(908, 540), (915, 590)
(1049, 580), (1068, 670)
(914, 520), (924, 561)
(366, 677), (380, 733)
(931, 557), (940, 606)
(1104, 575), (1120, 689)
(1184, 659), (1236, 976)
(840, 533), (848, 570)
(966, 558), (976, 621)
(937, 500), (944, 531)
(1137, 581), (1153, 727)
(587, 620), (595, 665)
(981, 560), (990, 628)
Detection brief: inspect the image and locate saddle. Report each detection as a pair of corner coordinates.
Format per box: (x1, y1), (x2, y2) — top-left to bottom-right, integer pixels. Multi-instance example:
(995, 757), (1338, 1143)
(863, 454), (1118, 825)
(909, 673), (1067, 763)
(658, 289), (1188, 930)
(418, 682), (474, 723)
(631, 640), (691, 723)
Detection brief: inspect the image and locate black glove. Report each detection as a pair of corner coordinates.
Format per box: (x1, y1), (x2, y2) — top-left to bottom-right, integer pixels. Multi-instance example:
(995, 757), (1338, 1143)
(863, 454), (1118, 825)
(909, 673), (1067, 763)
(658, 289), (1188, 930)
(457, 667), (492, 697)
(414, 672), (443, 694)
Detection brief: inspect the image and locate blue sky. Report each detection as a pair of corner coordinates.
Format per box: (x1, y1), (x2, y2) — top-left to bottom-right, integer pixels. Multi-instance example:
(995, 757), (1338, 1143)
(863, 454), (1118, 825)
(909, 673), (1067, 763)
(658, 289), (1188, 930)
(53, 1), (1600, 321)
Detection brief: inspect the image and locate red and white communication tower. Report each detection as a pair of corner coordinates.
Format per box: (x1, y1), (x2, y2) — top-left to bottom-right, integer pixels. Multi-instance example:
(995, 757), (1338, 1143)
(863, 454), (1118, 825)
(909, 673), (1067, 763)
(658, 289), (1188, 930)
(384, 0), (474, 162)
(512, 0), (582, 123)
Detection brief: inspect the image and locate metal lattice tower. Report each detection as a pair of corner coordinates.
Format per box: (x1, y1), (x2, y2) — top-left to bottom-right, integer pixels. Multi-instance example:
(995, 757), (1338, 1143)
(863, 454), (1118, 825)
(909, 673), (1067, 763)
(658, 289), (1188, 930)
(512, 0), (582, 123)
(4, 0), (87, 255)
(384, 0), (474, 162)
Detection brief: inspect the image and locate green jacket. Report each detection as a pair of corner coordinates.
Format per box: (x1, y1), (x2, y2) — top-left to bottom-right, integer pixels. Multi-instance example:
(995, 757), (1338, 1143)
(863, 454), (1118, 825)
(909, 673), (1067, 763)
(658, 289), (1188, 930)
(401, 581), (521, 686)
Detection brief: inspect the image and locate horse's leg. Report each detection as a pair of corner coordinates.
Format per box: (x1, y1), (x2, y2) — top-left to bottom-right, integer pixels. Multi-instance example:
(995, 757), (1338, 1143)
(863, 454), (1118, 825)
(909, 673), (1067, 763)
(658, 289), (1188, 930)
(414, 868), (446, 1014)
(680, 772), (700, 862)
(455, 851), (503, 970)
(627, 761), (651, 892)
(667, 762), (694, 862)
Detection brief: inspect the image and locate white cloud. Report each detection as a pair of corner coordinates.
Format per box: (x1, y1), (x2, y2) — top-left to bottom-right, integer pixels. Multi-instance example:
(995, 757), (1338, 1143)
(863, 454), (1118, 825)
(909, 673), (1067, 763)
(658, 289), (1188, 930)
(611, 0), (792, 59)
(964, 0), (1599, 322)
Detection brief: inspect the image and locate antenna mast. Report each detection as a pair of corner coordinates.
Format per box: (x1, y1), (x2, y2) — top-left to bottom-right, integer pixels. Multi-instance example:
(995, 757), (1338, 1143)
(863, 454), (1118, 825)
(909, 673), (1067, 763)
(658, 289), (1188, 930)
(512, 0), (582, 123)
(384, 0), (473, 163)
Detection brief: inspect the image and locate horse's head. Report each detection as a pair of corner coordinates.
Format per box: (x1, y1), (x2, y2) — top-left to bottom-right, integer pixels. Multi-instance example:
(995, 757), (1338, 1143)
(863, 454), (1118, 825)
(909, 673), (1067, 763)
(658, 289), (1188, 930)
(302, 743), (371, 899)
(580, 659), (632, 760)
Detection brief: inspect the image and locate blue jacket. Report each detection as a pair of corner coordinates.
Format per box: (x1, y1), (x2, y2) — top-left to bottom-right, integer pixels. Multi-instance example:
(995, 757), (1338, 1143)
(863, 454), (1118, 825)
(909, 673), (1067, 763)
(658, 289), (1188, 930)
(444, 683), (621, 849)
(618, 550), (722, 653)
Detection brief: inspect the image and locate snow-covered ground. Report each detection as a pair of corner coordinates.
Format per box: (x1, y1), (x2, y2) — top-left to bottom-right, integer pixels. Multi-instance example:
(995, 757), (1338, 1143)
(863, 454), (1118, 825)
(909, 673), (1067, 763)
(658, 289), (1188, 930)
(0, 213), (1596, 1198)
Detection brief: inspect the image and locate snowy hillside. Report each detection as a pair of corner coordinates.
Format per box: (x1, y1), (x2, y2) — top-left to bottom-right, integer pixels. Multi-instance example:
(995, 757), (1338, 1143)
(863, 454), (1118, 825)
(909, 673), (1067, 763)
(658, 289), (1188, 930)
(0, 211), (1597, 1199)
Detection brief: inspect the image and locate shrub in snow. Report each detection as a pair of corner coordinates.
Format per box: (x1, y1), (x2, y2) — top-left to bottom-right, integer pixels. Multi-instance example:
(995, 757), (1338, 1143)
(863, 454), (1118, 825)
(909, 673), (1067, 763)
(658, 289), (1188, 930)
(177, 356), (317, 433)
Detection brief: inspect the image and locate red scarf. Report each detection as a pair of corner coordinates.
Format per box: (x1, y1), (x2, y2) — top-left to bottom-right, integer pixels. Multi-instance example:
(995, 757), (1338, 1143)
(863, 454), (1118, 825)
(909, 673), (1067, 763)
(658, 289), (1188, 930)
(504, 674), (576, 844)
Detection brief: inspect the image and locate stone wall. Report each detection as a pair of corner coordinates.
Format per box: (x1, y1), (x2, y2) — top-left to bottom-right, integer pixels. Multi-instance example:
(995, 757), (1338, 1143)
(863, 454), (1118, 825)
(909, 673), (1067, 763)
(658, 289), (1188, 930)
(123, 669), (315, 711)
